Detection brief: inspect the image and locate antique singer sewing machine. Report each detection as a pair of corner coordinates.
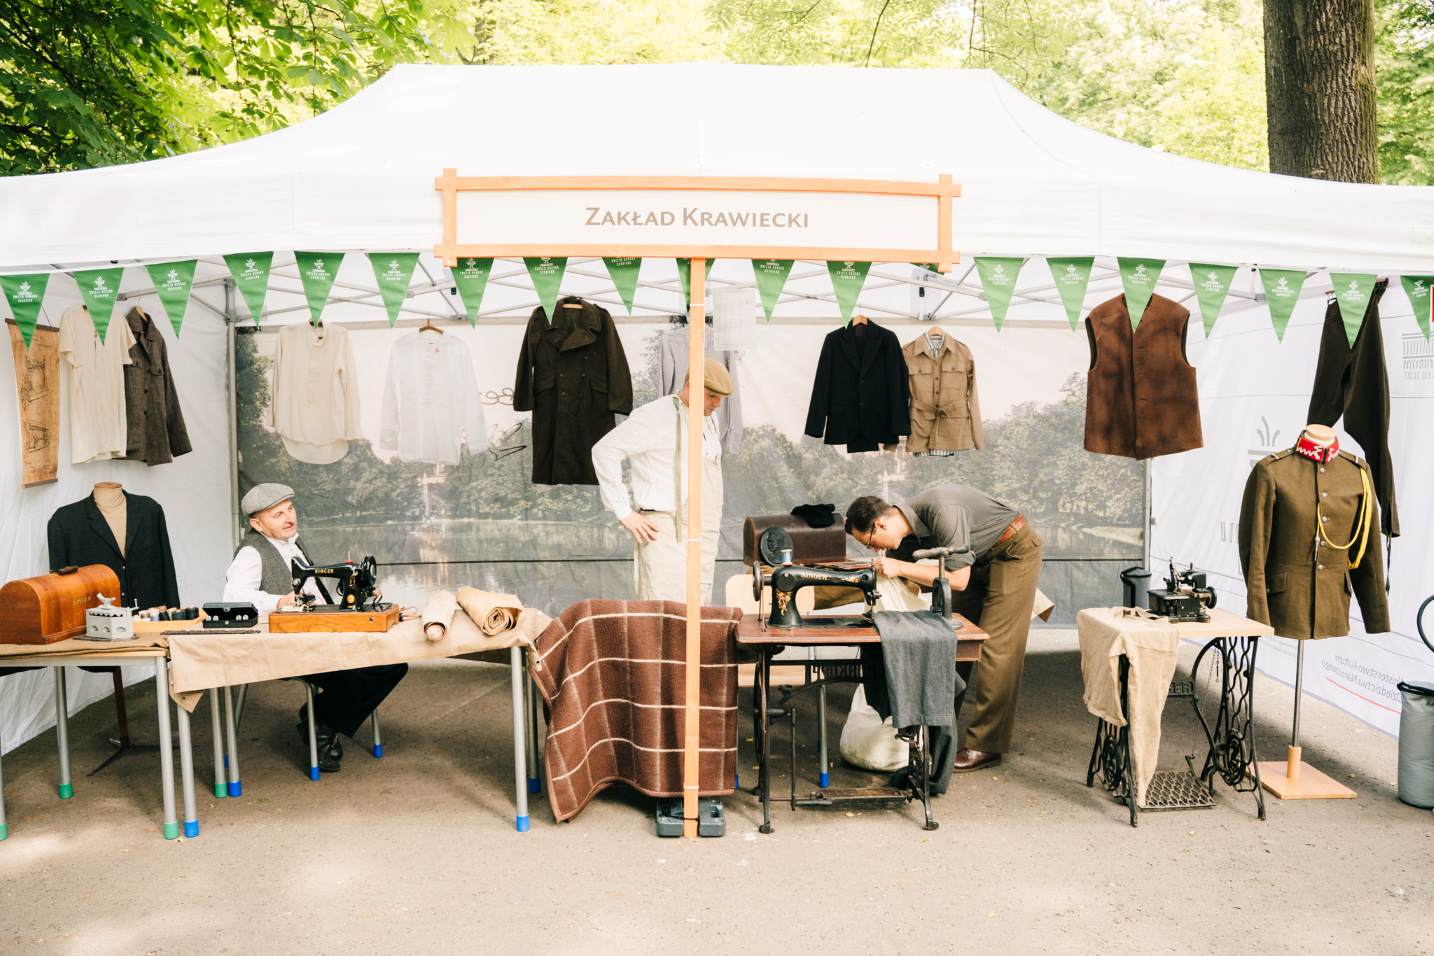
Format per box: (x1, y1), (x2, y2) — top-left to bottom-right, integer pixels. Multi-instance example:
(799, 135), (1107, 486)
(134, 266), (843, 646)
(267, 555), (399, 633)
(751, 527), (879, 629)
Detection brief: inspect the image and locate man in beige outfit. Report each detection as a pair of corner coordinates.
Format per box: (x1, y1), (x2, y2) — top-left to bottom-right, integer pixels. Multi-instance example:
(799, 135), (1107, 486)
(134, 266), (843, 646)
(592, 358), (732, 603)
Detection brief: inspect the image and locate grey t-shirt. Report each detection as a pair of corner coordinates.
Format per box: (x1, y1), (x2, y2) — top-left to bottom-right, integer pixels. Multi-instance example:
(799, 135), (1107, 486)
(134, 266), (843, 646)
(889, 484), (1018, 568)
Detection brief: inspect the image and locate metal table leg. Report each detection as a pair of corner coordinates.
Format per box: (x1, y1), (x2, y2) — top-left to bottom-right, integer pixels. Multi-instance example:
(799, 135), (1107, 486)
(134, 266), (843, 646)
(303, 682), (320, 781)
(525, 670), (541, 795)
(0, 726), (8, 841)
(54, 667), (73, 800)
(154, 658), (179, 840)
(758, 650), (773, 834)
(223, 686), (242, 797)
(812, 648), (829, 788)
(1192, 636), (1265, 820)
(208, 689), (226, 799)
(175, 700), (199, 838)
(1085, 655), (1139, 826)
(370, 709), (383, 758)
(510, 646), (530, 832)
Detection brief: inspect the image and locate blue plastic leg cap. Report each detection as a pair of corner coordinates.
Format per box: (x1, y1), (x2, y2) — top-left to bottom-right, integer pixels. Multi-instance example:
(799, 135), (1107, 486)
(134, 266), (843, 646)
(309, 767), (320, 781)
(183, 820), (200, 839)
(372, 744), (383, 759)
(516, 814), (530, 833)
(228, 781), (242, 798)
(819, 772), (830, 788)
(527, 777), (540, 794)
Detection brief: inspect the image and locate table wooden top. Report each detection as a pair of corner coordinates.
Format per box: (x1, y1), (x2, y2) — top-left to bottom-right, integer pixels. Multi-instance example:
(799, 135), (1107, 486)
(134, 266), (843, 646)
(737, 612), (987, 662)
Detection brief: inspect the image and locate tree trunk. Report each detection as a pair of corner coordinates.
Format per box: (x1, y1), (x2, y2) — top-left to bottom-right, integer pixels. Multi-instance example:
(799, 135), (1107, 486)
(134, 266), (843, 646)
(1263, 0), (1379, 183)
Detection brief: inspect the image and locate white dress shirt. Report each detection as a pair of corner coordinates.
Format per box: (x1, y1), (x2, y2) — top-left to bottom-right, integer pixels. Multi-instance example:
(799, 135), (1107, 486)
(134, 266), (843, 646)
(58, 304), (134, 464)
(379, 330), (488, 464)
(591, 394), (721, 522)
(222, 534), (323, 617)
(270, 324), (363, 465)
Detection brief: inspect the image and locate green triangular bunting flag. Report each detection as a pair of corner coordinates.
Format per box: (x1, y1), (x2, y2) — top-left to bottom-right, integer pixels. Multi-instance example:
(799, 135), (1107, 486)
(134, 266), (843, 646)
(1046, 257), (1094, 330)
(828, 261), (871, 326)
(72, 267), (124, 343)
(1188, 262), (1237, 336)
(676, 258), (712, 307)
(1117, 258), (1164, 330)
(368, 253), (420, 327)
(1, 273), (50, 348)
(1259, 268), (1307, 341)
(224, 253), (274, 325)
(145, 260), (197, 337)
(1329, 273), (1378, 347)
(752, 259), (794, 321)
(295, 252), (344, 326)
(451, 257), (494, 325)
(1401, 275), (1433, 340)
(525, 257), (567, 323)
(603, 257), (642, 315)
(973, 256), (1024, 331)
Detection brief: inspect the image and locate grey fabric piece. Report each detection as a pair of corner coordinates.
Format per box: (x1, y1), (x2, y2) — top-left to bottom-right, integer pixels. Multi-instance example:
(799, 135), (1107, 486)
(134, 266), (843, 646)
(658, 328), (744, 454)
(236, 529), (307, 596)
(889, 484), (1017, 569)
(872, 610), (958, 729)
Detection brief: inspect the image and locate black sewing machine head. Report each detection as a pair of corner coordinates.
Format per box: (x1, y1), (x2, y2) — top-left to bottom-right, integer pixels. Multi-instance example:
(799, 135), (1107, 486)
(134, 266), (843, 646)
(753, 527), (878, 628)
(1148, 560), (1217, 623)
(290, 556), (380, 611)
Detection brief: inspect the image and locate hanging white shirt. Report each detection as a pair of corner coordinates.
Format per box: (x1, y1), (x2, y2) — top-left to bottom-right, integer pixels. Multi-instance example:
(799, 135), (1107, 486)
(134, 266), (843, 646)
(58, 304), (134, 464)
(222, 534), (323, 617)
(592, 393), (722, 521)
(270, 323), (363, 465)
(379, 330), (488, 465)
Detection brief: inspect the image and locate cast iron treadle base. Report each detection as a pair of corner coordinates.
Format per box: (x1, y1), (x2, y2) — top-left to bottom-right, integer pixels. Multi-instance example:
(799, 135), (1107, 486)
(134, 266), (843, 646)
(796, 787), (909, 805)
(1167, 679), (1195, 699)
(1139, 770), (1215, 810)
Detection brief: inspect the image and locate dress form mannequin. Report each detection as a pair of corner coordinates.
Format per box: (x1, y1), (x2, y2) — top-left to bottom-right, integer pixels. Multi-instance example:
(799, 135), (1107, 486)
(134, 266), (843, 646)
(1256, 423), (1358, 800)
(93, 482), (126, 557)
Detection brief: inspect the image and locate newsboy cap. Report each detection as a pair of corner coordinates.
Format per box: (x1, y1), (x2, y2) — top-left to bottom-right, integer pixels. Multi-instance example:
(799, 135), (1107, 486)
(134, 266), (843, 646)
(699, 357), (733, 396)
(241, 483), (295, 517)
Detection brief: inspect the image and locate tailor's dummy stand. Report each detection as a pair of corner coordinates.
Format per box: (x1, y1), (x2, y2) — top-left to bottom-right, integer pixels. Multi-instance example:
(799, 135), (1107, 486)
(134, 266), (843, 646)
(1255, 639), (1356, 800)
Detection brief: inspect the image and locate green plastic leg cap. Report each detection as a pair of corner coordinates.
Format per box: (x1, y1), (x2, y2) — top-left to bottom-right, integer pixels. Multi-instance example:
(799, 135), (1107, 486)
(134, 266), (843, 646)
(162, 821), (180, 840)
(213, 783), (227, 799)
(0, 823), (9, 841)
(58, 783), (74, 800)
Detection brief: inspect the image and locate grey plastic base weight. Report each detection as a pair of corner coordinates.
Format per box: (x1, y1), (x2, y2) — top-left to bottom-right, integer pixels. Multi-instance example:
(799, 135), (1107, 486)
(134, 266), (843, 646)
(654, 797), (725, 837)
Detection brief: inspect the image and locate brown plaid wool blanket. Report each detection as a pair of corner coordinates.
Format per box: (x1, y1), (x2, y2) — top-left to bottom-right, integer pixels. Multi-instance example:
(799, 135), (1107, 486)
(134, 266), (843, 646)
(530, 600), (741, 822)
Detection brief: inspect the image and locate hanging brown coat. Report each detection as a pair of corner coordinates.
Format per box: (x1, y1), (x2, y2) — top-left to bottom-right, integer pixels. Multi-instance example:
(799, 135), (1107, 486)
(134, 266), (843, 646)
(1238, 449), (1389, 639)
(122, 307), (191, 466)
(1084, 293), (1202, 459)
(902, 333), (984, 453)
(514, 297), (633, 485)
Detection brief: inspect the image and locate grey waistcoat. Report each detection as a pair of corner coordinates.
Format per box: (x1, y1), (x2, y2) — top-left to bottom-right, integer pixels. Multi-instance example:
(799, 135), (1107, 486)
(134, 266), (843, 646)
(236, 529), (307, 596)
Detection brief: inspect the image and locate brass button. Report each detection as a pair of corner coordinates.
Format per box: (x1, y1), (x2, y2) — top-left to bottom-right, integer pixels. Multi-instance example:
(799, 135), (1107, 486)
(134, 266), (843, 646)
(1319, 466), (1326, 474)
(1321, 515), (1328, 522)
(1321, 491), (1328, 498)
(1317, 563), (1325, 570)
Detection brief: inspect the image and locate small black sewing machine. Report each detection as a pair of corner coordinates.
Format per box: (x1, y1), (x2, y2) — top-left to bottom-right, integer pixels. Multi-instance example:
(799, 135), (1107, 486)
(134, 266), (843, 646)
(1148, 561), (1217, 623)
(289, 556), (382, 612)
(751, 528), (879, 629)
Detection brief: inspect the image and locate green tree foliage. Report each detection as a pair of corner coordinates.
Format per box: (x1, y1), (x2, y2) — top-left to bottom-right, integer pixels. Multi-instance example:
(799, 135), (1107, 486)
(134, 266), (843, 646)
(1376, 0), (1434, 184)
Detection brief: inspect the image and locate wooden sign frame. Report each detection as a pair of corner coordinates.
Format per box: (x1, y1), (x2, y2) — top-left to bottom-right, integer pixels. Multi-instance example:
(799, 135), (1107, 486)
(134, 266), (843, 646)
(434, 172), (961, 272)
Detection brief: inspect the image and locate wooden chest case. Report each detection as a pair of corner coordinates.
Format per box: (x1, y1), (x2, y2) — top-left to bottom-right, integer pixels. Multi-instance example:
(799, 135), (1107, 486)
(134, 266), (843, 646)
(0, 565), (121, 645)
(742, 514), (848, 566)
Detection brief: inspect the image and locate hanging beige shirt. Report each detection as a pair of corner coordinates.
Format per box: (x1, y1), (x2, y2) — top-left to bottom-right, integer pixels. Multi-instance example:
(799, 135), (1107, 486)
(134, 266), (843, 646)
(902, 332), (984, 454)
(270, 324), (363, 464)
(58, 304), (135, 464)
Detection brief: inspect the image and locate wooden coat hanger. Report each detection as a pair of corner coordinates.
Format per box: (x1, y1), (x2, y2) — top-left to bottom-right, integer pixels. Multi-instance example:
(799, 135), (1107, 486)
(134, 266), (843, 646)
(420, 317), (443, 334)
(851, 312), (870, 326)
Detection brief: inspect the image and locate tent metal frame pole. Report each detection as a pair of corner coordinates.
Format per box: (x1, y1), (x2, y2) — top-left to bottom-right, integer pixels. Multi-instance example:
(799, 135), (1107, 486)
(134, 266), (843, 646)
(225, 278), (241, 551)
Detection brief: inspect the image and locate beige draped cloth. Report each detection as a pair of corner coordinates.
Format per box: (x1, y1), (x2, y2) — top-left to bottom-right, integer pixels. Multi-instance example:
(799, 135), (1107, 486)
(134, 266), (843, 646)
(456, 587), (523, 636)
(1077, 607), (1180, 806)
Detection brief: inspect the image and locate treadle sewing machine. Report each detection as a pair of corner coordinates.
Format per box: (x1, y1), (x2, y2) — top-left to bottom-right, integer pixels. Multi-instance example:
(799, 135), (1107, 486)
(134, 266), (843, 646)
(740, 524), (987, 833)
(267, 556), (400, 633)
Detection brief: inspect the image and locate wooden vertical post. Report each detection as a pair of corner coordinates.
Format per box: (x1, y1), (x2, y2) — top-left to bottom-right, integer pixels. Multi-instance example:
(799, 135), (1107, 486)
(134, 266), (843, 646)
(682, 259), (707, 838)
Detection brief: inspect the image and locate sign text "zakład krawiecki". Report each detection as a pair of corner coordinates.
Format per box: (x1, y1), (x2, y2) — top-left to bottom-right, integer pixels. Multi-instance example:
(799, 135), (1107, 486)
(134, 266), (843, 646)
(584, 205), (812, 229)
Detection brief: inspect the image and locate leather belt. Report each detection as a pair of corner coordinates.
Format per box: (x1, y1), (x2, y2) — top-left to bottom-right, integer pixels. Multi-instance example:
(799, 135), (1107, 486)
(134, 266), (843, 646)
(993, 514), (1027, 549)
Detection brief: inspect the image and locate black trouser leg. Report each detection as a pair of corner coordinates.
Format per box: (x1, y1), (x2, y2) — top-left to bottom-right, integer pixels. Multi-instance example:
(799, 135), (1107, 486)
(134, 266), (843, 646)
(306, 664), (408, 737)
(926, 673), (968, 796)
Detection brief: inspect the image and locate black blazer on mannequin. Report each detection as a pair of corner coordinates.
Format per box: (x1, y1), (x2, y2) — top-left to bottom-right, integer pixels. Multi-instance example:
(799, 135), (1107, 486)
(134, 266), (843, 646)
(804, 321), (911, 453)
(47, 493), (180, 609)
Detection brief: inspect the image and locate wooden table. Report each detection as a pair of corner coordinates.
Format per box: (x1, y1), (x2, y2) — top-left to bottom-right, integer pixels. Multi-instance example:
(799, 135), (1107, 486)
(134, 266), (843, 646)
(737, 612), (987, 833)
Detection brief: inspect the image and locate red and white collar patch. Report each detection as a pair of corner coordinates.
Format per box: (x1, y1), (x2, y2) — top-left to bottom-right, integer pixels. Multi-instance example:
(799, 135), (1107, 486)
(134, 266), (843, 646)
(1294, 433), (1340, 462)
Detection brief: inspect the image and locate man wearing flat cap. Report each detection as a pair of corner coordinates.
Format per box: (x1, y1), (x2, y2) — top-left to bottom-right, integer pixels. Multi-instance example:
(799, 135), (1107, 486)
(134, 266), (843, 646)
(223, 484), (407, 772)
(593, 357), (732, 603)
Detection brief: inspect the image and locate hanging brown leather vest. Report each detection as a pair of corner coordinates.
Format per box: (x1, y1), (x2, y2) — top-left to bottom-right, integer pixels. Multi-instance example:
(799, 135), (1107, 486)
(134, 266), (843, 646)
(1084, 293), (1203, 460)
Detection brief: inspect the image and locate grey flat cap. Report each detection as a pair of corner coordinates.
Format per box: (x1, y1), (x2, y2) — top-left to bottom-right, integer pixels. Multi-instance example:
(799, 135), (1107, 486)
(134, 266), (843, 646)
(241, 483), (295, 517)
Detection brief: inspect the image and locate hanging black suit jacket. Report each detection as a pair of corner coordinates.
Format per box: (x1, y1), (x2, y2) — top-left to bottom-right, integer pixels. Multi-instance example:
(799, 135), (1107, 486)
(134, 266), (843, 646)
(47, 493), (180, 609)
(804, 321), (911, 453)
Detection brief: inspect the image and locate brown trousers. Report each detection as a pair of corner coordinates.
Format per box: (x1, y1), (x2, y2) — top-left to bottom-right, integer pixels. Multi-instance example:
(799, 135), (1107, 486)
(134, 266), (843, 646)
(950, 524), (1044, 753)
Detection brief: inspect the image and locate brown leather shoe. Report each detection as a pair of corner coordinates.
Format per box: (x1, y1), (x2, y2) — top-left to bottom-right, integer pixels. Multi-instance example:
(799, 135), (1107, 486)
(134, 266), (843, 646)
(951, 748), (1002, 773)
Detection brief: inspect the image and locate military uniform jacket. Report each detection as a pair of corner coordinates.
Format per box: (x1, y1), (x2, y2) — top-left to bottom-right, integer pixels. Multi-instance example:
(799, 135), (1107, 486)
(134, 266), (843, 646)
(901, 334), (984, 453)
(1238, 449), (1389, 639)
(514, 297), (633, 485)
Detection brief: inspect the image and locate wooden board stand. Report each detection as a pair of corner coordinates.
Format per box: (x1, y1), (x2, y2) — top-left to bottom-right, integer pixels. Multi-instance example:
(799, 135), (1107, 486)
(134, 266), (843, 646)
(1256, 746), (1356, 800)
(267, 605), (400, 634)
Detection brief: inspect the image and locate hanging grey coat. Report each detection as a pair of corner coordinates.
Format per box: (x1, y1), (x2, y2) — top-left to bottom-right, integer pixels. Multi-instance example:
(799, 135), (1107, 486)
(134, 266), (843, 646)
(514, 297), (634, 485)
(122, 307), (192, 466)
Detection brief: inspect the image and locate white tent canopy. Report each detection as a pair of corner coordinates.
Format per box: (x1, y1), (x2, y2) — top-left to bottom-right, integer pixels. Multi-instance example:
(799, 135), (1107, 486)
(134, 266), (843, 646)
(4, 63), (1433, 276)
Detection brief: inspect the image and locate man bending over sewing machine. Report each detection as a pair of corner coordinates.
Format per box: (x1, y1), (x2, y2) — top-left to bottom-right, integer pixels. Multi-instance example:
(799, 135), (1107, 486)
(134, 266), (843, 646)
(845, 485), (1043, 786)
(223, 483), (407, 773)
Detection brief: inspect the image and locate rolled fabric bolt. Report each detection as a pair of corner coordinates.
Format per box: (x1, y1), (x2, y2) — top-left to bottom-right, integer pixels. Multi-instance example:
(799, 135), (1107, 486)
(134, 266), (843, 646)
(456, 587), (523, 636)
(422, 591), (459, 642)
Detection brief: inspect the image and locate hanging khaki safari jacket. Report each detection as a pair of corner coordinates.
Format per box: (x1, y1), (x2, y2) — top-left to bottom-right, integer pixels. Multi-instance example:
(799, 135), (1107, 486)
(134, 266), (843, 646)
(1238, 449), (1389, 639)
(901, 333), (984, 453)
